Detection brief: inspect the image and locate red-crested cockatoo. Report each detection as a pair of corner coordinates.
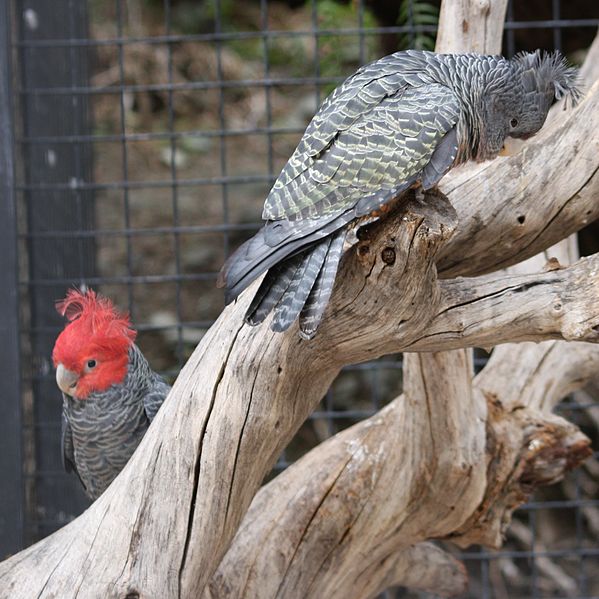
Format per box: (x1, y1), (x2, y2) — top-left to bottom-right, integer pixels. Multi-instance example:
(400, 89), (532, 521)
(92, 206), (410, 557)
(52, 289), (170, 500)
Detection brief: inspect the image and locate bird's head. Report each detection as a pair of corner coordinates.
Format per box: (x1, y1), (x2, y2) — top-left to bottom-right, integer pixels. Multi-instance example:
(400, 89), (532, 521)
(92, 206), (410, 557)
(52, 289), (136, 399)
(477, 50), (581, 160)
(509, 50), (581, 137)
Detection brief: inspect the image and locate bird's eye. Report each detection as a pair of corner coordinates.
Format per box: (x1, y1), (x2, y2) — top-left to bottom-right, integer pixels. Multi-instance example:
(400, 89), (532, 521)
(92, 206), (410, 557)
(510, 118), (518, 128)
(87, 359), (97, 369)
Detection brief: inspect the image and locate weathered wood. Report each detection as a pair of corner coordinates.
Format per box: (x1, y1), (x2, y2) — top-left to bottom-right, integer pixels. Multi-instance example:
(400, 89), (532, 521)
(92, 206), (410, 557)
(436, 0), (508, 54)
(2, 13), (599, 599)
(579, 26), (599, 90)
(204, 13), (599, 599)
(207, 350), (485, 599)
(205, 319), (596, 598)
(2, 170), (597, 599)
(353, 542), (468, 599)
(204, 343), (594, 598)
(407, 254), (599, 351)
(2, 174), (598, 599)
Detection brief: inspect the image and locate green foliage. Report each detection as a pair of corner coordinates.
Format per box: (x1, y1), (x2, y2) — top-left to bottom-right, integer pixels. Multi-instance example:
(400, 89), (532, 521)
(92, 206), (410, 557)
(142, 0), (236, 35)
(223, 0), (381, 95)
(397, 0), (439, 51)
(316, 0), (378, 93)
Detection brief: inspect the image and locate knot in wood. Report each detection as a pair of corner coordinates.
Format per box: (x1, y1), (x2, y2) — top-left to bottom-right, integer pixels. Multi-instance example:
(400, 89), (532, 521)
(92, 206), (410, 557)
(476, 0), (491, 14)
(124, 592), (140, 599)
(544, 257), (562, 271)
(381, 246), (396, 265)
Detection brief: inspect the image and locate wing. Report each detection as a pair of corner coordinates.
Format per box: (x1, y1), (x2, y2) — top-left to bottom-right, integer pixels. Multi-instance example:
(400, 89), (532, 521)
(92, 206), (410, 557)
(266, 50), (437, 220)
(220, 83), (461, 302)
(61, 396), (87, 491)
(263, 82), (461, 223)
(61, 410), (75, 473)
(142, 376), (170, 423)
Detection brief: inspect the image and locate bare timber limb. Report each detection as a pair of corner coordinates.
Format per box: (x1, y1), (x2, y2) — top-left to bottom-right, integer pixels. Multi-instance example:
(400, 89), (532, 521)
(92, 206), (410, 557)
(346, 542), (468, 599)
(436, 0), (508, 54)
(2, 12), (599, 599)
(3, 169), (597, 599)
(205, 344), (595, 599)
(205, 14), (599, 599)
(205, 238), (599, 598)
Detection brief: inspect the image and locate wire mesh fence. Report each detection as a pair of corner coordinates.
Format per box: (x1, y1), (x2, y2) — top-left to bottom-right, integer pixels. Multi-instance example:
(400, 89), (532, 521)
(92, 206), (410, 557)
(1, 0), (599, 596)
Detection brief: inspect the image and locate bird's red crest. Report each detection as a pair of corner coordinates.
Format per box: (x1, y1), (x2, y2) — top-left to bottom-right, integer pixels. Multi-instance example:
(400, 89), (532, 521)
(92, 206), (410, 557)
(52, 289), (136, 398)
(55, 289), (136, 345)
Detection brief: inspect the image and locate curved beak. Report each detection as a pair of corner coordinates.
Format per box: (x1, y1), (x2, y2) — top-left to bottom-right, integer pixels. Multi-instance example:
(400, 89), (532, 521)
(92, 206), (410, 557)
(56, 363), (79, 396)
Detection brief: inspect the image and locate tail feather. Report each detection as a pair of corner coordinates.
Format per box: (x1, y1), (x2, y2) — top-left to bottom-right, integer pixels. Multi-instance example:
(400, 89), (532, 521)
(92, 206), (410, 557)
(219, 209), (356, 304)
(245, 254), (304, 326)
(271, 238), (332, 332)
(299, 231), (346, 339)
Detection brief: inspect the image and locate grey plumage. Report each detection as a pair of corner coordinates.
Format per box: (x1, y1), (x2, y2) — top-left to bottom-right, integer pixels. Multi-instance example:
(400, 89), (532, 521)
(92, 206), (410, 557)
(298, 230), (346, 339)
(61, 345), (170, 500)
(218, 49), (580, 338)
(271, 240), (331, 333)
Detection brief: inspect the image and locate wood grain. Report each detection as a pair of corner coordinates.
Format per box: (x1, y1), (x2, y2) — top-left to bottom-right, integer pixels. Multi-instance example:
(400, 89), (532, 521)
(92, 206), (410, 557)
(1, 4), (598, 598)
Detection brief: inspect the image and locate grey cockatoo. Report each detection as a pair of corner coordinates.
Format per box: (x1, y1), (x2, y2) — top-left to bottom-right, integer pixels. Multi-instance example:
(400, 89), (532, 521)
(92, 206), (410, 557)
(218, 49), (580, 339)
(52, 289), (170, 500)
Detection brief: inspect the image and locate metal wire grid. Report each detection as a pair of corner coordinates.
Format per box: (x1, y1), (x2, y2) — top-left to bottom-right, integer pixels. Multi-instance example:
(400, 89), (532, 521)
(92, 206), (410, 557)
(2, 0), (598, 595)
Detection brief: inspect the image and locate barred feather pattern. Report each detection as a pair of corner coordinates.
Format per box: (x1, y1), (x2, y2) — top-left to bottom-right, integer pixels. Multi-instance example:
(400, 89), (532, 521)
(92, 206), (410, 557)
(246, 254), (308, 326)
(219, 49), (580, 338)
(298, 230), (346, 339)
(61, 344), (170, 500)
(271, 239), (332, 333)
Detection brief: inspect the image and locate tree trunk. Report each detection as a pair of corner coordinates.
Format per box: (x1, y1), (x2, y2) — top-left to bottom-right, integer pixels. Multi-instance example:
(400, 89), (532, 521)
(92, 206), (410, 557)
(1, 5), (599, 599)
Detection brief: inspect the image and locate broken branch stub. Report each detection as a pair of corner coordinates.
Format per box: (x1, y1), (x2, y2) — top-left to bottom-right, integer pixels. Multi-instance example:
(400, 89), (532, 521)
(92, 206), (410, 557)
(450, 397), (592, 549)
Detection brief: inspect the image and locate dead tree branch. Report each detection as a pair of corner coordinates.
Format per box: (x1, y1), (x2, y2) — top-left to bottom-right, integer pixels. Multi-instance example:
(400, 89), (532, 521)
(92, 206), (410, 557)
(203, 15), (599, 599)
(204, 343), (594, 598)
(1, 8), (598, 599)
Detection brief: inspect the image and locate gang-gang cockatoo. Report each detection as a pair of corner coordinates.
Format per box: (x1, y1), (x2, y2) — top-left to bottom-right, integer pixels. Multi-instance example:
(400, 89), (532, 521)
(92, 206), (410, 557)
(52, 289), (170, 500)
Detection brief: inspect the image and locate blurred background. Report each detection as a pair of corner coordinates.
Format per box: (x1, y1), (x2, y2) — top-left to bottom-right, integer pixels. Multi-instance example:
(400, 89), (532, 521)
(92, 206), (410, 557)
(1, 0), (599, 596)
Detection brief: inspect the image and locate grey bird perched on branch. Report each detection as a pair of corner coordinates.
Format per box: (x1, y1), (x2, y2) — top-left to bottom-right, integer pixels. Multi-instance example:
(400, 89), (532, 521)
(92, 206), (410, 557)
(218, 49), (580, 339)
(52, 289), (170, 500)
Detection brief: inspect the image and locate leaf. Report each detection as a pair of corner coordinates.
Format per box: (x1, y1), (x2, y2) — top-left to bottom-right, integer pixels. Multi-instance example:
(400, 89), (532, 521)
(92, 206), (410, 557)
(397, 0), (439, 52)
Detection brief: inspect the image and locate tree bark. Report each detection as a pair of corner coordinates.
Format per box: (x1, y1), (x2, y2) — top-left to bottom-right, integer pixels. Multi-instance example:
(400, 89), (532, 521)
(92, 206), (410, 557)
(436, 0), (508, 54)
(1, 8), (599, 599)
(203, 12), (599, 599)
(205, 343), (594, 599)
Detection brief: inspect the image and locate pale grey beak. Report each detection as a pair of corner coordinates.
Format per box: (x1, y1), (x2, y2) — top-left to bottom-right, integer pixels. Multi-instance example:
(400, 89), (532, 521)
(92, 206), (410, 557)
(56, 363), (79, 396)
